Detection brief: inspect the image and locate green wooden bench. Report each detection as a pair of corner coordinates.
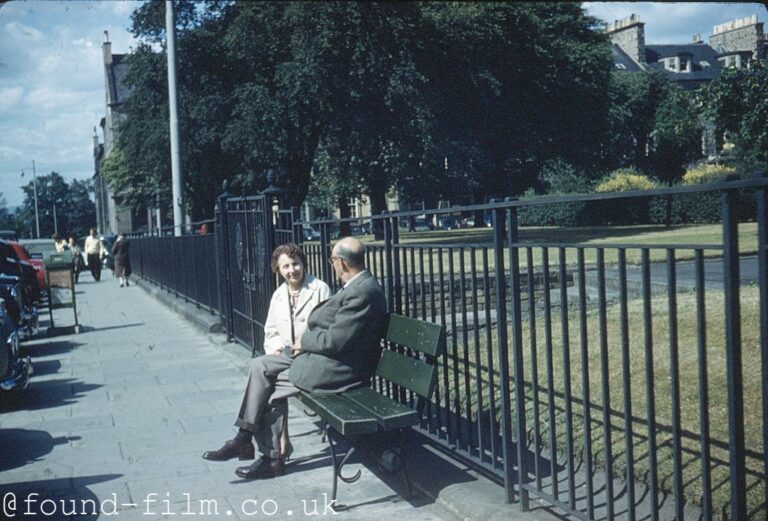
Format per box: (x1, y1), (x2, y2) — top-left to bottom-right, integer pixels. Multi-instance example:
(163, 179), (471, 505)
(295, 314), (445, 506)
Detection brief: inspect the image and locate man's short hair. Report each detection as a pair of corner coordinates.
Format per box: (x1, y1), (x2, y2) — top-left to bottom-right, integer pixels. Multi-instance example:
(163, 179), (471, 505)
(270, 243), (307, 273)
(336, 239), (365, 269)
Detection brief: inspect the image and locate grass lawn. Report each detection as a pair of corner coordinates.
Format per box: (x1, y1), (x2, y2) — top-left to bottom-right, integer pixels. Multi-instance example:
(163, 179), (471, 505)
(344, 223), (761, 276)
(330, 221), (764, 516)
(436, 284), (765, 519)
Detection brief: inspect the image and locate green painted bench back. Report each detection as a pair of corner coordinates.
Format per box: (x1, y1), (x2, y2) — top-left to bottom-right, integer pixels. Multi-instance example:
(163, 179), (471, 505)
(376, 314), (445, 399)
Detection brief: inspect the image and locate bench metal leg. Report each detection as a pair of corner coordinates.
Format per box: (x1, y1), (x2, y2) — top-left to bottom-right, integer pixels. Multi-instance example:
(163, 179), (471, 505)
(325, 424), (361, 504)
(396, 430), (413, 498)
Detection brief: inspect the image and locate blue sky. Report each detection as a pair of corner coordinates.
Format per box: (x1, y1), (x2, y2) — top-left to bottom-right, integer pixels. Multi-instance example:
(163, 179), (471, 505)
(0, 1), (765, 209)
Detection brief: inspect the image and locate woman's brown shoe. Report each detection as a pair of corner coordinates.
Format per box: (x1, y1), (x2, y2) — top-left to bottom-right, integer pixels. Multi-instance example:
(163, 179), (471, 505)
(202, 440), (254, 461)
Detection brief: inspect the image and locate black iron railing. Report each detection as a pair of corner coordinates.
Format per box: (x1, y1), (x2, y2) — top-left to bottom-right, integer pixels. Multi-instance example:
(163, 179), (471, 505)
(131, 176), (767, 521)
(130, 220), (219, 315)
(298, 175), (767, 521)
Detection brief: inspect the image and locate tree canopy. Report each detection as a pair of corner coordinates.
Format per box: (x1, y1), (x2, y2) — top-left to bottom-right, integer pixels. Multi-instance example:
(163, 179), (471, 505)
(16, 172), (96, 239)
(702, 59), (768, 174)
(110, 1), (735, 223)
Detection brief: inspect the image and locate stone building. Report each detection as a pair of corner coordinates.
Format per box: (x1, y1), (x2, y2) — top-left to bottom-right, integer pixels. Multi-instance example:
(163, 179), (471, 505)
(606, 13), (765, 89)
(93, 32), (133, 235)
(606, 13), (764, 159)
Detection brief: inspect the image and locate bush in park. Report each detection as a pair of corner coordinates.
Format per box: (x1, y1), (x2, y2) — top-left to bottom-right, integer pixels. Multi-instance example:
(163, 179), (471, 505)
(594, 168), (660, 193)
(682, 164), (737, 185)
(591, 168), (659, 225)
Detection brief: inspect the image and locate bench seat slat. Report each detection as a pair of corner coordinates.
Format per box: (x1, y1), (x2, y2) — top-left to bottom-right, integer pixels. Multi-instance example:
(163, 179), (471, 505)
(343, 387), (419, 430)
(295, 392), (379, 436)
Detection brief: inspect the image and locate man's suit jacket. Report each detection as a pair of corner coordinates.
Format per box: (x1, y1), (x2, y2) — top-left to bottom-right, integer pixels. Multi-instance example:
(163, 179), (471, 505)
(289, 271), (387, 393)
(263, 274), (331, 355)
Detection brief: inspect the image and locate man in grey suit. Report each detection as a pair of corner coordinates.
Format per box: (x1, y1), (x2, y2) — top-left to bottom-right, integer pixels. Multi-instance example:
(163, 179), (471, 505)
(203, 237), (387, 479)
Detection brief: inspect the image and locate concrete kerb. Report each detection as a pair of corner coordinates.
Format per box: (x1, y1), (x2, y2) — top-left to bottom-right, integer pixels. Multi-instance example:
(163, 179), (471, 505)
(133, 275), (567, 521)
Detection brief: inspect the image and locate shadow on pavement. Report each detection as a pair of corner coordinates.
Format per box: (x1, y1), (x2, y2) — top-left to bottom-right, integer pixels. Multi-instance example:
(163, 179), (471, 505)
(22, 339), (81, 358)
(0, 429), (73, 471)
(0, 474), (123, 520)
(78, 323), (145, 333)
(0, 378), (103, 412)
(25, 359), (61, 377)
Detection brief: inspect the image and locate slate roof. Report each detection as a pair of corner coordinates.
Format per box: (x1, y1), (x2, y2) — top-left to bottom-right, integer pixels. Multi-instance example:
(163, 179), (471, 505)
(610, 44), (644, 71)
(644, 43), (724, 83)
(106, 54), (131, 107)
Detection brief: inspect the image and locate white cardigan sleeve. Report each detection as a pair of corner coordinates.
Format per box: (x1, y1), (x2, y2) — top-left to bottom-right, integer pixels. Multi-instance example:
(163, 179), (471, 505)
(263, 289), (286, 355)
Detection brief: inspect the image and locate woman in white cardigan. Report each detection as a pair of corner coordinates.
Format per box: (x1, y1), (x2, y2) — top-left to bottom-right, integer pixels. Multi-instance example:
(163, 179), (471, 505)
(263, 244), (331, 458)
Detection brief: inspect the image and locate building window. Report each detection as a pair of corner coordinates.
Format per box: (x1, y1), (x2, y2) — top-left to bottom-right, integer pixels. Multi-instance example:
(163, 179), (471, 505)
(615, 63), (627, 70)
(347, 198), (359, 218)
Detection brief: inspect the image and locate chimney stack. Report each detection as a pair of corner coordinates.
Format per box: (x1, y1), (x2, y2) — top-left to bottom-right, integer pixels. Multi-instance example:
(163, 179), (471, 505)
(103, 31), (112, 65)
(605, 14), (646, 66)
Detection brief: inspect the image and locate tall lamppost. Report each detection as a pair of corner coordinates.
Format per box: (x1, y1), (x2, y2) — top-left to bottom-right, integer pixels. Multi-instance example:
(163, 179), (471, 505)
(21, 160), (41, 238)
(52, 200), (60, 236)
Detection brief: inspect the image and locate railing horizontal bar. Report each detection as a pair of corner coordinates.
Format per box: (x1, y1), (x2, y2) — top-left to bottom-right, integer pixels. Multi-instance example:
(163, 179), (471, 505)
(508, 242), (724, 251)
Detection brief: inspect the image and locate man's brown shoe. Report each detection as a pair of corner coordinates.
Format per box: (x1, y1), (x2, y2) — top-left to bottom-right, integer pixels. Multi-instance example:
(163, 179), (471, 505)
(202, 440), (254, 461)
(235, 457), (285, 479)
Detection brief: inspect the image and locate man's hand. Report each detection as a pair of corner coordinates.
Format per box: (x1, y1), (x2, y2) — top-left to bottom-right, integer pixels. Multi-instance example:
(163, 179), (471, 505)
(291, 338), (302, 356)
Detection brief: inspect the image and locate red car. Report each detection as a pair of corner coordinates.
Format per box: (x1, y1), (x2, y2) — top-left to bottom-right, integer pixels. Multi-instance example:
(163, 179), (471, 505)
(4, 241), (46, 291)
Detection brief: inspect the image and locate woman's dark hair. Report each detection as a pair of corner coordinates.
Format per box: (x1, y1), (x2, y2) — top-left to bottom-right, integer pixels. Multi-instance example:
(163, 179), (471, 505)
(270, 243), (307, 274)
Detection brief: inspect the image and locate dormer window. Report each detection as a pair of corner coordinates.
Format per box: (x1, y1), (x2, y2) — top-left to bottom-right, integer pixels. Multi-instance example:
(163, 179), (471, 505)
(662, 58), (677, 71)
(719, 54), (745, 69)
(680, 56), (691, 72)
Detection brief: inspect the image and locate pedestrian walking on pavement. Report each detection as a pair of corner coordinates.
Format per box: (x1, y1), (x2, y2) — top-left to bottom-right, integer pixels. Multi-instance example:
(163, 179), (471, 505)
(84, 228), (104, 282)
(53, 233), (67, 252)
(68, 237), (84, 283)
(202, 237), (387, 480)
(112, 234), (132, 287)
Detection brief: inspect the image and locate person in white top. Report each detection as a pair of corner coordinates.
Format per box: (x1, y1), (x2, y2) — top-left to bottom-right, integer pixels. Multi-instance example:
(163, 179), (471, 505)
(237, 244), (330, 460)
(83, 228), (105, 281)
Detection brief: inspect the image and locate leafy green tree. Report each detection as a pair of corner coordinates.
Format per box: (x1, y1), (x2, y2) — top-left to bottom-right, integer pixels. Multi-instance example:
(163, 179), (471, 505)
(116, 1), (615, 227)
(17, 173), (96, 239)
(606, 70), (671, 172)
(702, 60), (768, 173)
(649, 84), (702, 186)
(118, 1), (234, 221)
(313, 2), (428, 227)
(0, 194), (15, 233)
(416, 3), (612, 203)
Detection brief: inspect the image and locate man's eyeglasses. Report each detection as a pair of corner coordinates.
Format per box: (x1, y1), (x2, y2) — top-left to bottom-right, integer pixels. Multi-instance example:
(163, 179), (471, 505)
(328, 256), (342, 265)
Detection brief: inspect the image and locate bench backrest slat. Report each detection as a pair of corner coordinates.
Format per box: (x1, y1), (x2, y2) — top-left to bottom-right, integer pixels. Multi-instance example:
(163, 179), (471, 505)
(376, 349), (434, 398)
(377, 314), (445, 401)
(384, 314), (443, 357)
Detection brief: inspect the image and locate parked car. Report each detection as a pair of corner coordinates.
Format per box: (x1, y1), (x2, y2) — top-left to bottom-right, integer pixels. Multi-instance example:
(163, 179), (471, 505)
(350, 223), (372, 236)
(0, 230), (18, 242)
(0, 293), (31, 394)
(0, 242), (41, 338)
(438, 216), (462, 230)
(6, 241), (46, 291)
(19, 238), (57, 260)
(301, 225), (320, 242)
